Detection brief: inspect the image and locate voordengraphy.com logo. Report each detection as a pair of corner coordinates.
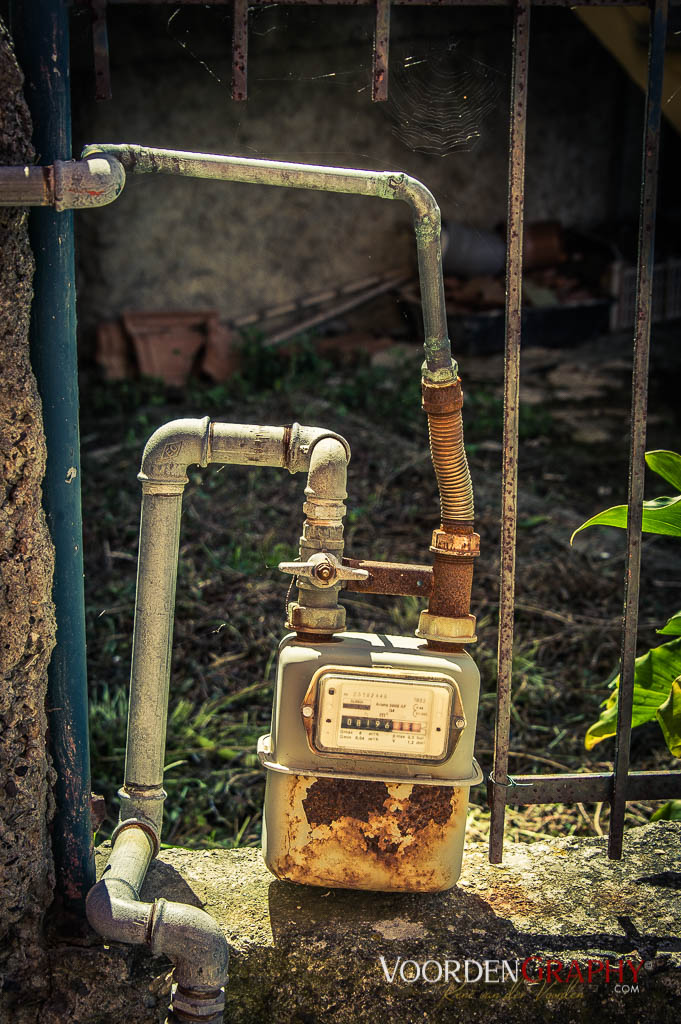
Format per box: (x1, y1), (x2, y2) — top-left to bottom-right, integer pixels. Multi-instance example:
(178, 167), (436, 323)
(379, 956), (645, 992)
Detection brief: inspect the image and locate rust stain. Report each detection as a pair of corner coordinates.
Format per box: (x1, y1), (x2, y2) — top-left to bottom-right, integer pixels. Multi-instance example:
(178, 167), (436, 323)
(303, 778), (390, 827)
(272, 776), (465, 892)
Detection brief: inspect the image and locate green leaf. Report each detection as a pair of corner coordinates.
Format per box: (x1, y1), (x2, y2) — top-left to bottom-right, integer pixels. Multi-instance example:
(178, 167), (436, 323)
(656, 678), (681, 757)
(585, 638), (681, 752)
(646, 450), (681, 493)
(658, 610), (681, 636)
(651, 800), (681, 822)
(571, 495), (681, 542)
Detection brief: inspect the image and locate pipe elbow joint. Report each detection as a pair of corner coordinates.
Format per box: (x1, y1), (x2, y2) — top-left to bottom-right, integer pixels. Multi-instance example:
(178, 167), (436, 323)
(150, 898), (230, 992)
(389, 172), (441, 231)
(86, 876), (150, 947)
(139, 417), (211, 489)
(305, 434), (349, 502)
(54, 154), (126, 211)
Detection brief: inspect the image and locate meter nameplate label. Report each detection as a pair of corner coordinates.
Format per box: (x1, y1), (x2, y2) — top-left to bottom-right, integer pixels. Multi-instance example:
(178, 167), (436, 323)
(312, 669), (455, 762)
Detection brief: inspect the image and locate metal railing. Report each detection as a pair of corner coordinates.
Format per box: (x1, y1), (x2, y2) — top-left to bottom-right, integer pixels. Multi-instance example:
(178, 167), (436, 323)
(76, 0), (681, 867)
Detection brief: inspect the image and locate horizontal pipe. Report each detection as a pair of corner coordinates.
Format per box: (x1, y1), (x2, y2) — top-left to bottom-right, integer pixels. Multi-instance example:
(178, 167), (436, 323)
(342, 558), (433, 596)
(82, 144), (454, 380)
(0, 155), (125, 209)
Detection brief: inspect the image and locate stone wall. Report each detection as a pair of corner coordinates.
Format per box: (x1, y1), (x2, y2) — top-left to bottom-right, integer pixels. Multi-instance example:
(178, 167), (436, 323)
(70, 6), (640, 338)
(0, 17), (56, 1021)
(43, 821), (681, 1023)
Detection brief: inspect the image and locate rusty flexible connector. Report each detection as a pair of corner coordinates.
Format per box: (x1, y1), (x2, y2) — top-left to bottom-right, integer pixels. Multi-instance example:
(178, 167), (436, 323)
(418, 376), (479, 645)
(422, 376), (474, 526)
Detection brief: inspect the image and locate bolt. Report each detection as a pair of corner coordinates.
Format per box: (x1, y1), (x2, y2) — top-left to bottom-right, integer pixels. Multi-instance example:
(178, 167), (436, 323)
(313, 560), (335, 583)
(302, 706), (313, 719)
(455, 718), (465, 729)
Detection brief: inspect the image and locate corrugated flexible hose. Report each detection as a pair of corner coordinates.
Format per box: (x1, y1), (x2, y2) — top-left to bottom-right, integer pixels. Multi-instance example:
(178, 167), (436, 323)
(423, 377), (474, 525)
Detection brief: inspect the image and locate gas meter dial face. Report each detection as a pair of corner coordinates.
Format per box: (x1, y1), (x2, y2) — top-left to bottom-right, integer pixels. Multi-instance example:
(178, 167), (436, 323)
(302, 666), (464, 764)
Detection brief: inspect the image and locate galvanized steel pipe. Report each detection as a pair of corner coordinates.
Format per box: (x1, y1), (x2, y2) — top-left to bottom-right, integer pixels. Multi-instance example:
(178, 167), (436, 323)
(82, 143), (454, 381)
(86, 827), (229, 1022)
(92, 418), (349, 1019)
(0, 155), (125, 210)
(120, 418), (350, 830)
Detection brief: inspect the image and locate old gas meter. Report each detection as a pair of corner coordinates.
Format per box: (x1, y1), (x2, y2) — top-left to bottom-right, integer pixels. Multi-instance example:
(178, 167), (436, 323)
(258, 631), (481, 893)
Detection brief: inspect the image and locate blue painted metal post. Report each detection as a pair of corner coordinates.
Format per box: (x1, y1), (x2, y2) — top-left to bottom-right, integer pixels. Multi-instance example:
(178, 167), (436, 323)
(12, 0), (95, 910)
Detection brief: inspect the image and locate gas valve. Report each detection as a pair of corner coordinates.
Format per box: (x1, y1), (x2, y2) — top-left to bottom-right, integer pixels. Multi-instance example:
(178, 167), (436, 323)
(278, 552), (369, 588)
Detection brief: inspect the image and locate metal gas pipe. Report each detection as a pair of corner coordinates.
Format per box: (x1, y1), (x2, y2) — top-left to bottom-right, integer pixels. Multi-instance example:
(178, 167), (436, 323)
(9, 146), (480, 1018)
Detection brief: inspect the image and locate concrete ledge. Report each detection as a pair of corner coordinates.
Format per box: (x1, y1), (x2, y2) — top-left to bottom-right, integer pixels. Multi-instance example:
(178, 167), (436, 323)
(39, 822), (680, 1024)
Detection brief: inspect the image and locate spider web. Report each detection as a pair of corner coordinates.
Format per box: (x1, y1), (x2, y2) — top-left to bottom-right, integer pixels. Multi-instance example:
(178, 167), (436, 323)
(388, 42), (503, 158)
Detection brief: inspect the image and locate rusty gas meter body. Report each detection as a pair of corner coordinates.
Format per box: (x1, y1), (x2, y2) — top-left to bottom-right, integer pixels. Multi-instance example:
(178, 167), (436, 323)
(258, 632), (481, 892)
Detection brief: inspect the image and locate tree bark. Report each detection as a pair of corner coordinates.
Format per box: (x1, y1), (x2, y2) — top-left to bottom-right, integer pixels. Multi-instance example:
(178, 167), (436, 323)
(0, 16), (57, 1020)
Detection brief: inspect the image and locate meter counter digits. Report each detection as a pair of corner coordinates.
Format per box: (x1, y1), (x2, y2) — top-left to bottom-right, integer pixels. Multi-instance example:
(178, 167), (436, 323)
(304, 666), (464, 763)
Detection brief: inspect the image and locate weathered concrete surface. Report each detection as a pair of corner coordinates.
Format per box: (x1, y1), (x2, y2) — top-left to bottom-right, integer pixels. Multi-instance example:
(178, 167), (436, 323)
(0, 17), (56, 1022)
(43, 821), (680, 1023)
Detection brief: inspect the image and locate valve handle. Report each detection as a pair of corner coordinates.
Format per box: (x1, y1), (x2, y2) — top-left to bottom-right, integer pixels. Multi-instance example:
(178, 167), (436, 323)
(278, 552), (369, 589)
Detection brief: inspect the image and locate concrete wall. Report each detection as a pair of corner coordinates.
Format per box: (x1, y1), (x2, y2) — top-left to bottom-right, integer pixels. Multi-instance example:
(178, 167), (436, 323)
(71, 6), (639, 338)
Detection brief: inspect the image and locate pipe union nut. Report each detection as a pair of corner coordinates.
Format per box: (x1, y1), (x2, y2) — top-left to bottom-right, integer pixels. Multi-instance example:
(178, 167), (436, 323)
(286, 602), (346, 634)
(430, 530), (481, 556)
(171, 984), (226, 1021)
(416, 611), (477, 644)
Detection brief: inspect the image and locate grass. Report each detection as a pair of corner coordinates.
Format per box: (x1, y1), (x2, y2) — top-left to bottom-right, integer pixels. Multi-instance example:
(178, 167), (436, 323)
(81, 330), (681, 850)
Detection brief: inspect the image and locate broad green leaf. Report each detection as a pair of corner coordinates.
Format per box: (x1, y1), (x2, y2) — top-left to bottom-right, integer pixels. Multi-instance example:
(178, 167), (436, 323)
(656, 678), (681, 757)
(658, 610), (681, 636)
(651, 800), (681, 821)
(646, 450), (681, 493)
(571, 495), (681, 543)
(585, 637), (681, 751)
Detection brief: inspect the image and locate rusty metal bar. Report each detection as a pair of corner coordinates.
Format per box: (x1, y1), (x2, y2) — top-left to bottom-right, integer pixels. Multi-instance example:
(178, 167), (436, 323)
(83, 0), (681, 7)
(342, 558), (433, 597)
(489, 0), (530, 866)
(490, 770), (681, 806)
(232, 0), (248, 101)
(91, 0), (112, 100)
(372, 0), (390, 102)
(608, 0), (669, 861)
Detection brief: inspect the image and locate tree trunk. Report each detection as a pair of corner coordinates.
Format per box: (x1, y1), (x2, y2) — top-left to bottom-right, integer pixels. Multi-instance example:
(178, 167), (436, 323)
(0, 16), (57, 1021)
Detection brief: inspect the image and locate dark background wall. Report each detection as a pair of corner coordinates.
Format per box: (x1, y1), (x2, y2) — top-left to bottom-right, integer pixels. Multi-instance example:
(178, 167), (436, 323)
(69, 6), (643, 338)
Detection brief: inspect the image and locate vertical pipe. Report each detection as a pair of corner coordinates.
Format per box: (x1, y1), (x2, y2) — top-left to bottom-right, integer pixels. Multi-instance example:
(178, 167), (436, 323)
(121, 490), (184, 831)
(372, 0), (390, 102)
(609, 0), (668, 860)
(11, 0), (95, 908)
(489, 0), (530, 865)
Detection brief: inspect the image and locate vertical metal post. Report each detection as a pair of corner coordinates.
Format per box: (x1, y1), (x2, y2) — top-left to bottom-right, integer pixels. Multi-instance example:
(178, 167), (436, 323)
(489, 0), (530, 865)
(91, 0), (113, 102)
(12, 0), (95, 909)
(372, 0), (390, 102)
(609, 0), (668, 860)
(232, 0), (249, 101)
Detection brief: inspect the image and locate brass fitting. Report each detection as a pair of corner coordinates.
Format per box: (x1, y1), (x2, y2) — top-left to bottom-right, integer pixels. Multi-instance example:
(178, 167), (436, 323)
(416, 611), (477, 644)
(430, 528), (480, 557)
(286, 601), (346, 635)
